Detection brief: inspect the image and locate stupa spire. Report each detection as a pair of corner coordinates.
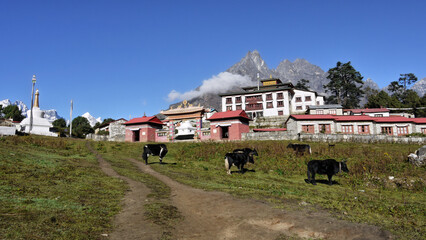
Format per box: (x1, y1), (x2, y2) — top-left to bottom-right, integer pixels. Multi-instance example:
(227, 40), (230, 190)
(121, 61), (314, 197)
(34, 89), (40, 108)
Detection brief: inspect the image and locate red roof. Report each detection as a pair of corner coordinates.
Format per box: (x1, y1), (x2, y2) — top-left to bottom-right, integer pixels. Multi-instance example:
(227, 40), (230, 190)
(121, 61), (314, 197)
(372, 116), (418, 123)
(289, 114), (425, 124)
(290, 114), (336, 120)
(253, 128), (287, 132)
(411, 118), (426, 124)
(208, 110), (251, 121)
(124, 116), (164, 125)
(334, 115), (376, 122)
(344, 108), (389, 113)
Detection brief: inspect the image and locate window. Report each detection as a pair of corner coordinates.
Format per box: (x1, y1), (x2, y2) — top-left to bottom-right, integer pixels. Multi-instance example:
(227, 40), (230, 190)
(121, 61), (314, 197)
(422, 128), (426, 134)
(397, 126), (409, 136)
(277, 101), (284, 107)
(226, 106), (232, 111)
(295, 96), (302, 102)
(236, 104), (242, 110)
(266, 102), (273, 108)
(302, 125), (314, 133)
(246, 95), (263, 101)
(157, 132), (167, 137)
(305, 96), (312, 101)
(358, 125), (370, 134)
(329, 110), (336, 115)
(266, 94), (273, 100)
(202, 131), (210, 136)
(235, 96), (242, 103)
(278, 110), (283, 116)
(319, 124), (331, 134)
(226, 97), (232, 104)
(381, 126), (393, 135)
(277, 92), (284, 99)
(296, 106), (303, 110)
(249, 111), (263, 118)
(246, 103), (263, 110)
(317, 110), (324, 115)
(341, 125), (354, 134)
(374, 114), (383, 117)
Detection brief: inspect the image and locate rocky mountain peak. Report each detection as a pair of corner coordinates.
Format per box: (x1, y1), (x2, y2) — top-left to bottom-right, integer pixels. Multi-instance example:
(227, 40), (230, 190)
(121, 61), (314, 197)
(411, 77), (426, 96)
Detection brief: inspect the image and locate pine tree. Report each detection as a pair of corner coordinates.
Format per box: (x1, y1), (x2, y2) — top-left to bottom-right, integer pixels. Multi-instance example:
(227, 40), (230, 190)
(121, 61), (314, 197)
(323, 61), (364, 109)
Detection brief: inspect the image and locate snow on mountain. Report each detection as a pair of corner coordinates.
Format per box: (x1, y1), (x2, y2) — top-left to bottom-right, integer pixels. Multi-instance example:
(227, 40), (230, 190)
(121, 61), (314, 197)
(14, 100), (29, 117)
(44, 109), (62, 122)
(0, 99), (12, 108)
(82, 112), (102, 127)
(0, 99), (61, 122)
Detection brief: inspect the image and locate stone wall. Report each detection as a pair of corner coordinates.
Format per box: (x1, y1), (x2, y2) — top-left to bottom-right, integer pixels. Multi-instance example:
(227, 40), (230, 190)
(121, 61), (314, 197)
(109, 120), (126, 142)
(249, 116), (288, 128)
(86, 133), (109, 141)
(0, 126), (16, 136)
(242, 131), (426, 144)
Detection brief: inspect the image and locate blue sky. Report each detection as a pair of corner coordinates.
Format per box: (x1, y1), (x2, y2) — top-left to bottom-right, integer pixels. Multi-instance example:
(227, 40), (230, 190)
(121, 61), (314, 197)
(1, 0), (425, 121)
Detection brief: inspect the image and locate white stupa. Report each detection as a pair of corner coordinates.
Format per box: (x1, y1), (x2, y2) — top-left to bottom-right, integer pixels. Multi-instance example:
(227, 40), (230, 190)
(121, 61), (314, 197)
(176, 120), (196, 136)
(20, 89), (57, 137)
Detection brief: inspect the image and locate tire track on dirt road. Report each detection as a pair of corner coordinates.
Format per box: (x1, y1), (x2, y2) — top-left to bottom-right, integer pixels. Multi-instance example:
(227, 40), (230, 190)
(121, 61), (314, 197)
(87, 143), (163, 240)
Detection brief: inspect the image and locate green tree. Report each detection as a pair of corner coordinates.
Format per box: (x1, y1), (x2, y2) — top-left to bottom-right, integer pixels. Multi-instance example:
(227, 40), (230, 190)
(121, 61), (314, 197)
(404, 90), (424, 117)
(101, 118), (114, 125)
(418, 94), (426, 117)
(71, 116), (94, 138)
(52, 118), (68, 137)
(94, 118), (114, 130)
(52, 118), (67, 128)
(2, 105), (25, 121)
(323, 61), (364, 109)
(399, 73), (418, 91)
(295, 79), (310, 91)
(0, 105), (3, 117)
(388, 73), (418, 102)
(365, 90), (402, 108)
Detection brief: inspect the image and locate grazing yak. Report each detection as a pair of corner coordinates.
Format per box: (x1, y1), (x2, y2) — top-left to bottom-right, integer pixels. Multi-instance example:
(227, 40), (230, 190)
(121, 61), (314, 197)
(225, 148), (258, 175)
(287, 143), (312, 155)
(142, 144), (168, 165)
(306, 159), (349, 185)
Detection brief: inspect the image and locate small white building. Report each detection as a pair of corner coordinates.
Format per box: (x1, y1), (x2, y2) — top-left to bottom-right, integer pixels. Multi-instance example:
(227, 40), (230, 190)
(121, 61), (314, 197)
(344, 108), (390, 117)
(220, 78), (324, 119)
(308, 104), (343, 115)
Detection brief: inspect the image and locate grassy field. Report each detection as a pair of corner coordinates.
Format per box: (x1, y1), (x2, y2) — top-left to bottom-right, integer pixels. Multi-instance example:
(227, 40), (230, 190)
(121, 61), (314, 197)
(1, 136), (424, 239)
(96, 140), (425, 240)
(0, 136), (126, 239)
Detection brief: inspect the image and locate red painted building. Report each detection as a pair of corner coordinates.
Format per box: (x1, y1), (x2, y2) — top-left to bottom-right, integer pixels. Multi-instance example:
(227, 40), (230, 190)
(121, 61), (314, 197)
(208, 110), (251, 140)
(123, 116), (164, 142)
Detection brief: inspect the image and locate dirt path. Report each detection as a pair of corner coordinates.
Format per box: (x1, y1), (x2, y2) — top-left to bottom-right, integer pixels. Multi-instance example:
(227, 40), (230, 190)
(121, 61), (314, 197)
(127, 158), (393, 240)
(87, 144), (163, 240)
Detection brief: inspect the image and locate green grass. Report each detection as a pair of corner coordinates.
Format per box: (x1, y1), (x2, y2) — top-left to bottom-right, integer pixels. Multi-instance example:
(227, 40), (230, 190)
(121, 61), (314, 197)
(99, 140), (425, 240)
(0, 136), (127, 240)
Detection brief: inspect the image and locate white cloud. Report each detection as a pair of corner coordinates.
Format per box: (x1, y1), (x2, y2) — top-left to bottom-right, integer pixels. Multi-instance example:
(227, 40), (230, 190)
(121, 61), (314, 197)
(167, 72), (251, 102)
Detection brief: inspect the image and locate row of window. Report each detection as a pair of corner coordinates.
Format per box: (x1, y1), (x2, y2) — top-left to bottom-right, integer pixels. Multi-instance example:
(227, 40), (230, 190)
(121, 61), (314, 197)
(315, 110), (337, 115)
(157, 132), (211, 137)
(226, 93), (285, 104)
(295, 96), (312, 102)
(302, 124), (411, 136)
